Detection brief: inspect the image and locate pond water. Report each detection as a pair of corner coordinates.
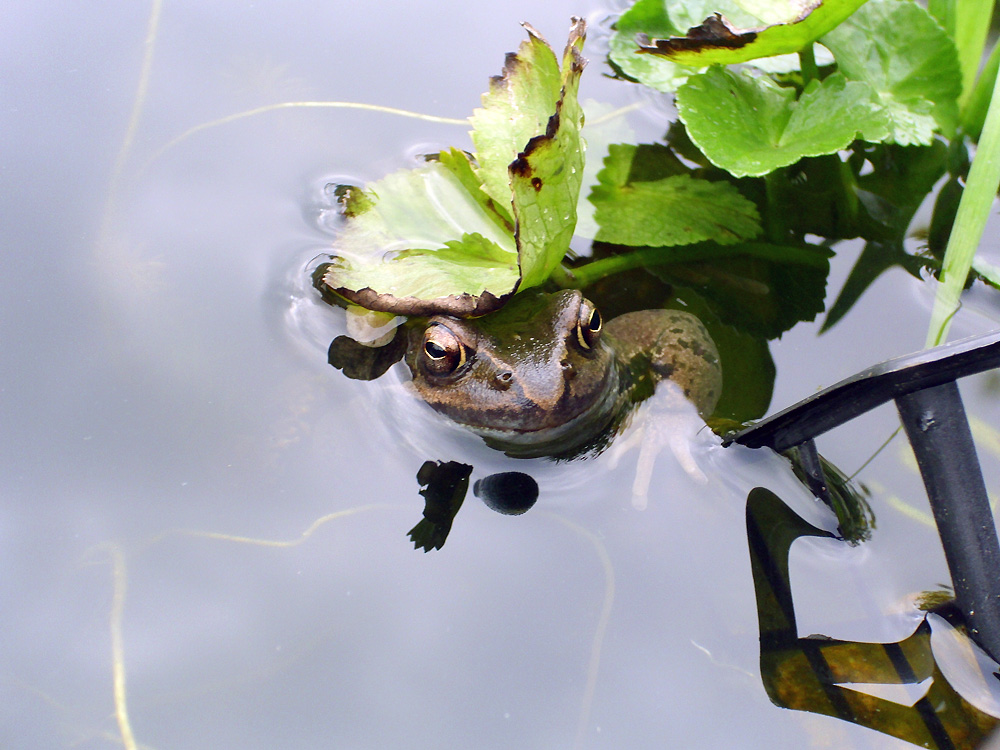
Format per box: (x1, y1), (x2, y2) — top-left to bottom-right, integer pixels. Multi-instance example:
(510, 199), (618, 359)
(5, 1), (1000, 748)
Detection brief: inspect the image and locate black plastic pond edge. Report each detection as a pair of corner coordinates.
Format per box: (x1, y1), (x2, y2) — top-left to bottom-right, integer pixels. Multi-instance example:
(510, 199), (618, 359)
(724, 329), (1000, 665)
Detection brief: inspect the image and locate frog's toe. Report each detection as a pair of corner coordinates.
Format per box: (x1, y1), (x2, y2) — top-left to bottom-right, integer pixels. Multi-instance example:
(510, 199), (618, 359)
(668, 429), (708, 484)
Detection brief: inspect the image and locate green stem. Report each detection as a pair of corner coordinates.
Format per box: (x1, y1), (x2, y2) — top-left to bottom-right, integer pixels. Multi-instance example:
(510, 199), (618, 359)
(798, 44), (818, 87)
(764, 170), (788, 243)
(925, 67), (1000, 347)
(962, 39), (1000, 141)
(956, 0), (995, 110)
(557, 243), (830, 289)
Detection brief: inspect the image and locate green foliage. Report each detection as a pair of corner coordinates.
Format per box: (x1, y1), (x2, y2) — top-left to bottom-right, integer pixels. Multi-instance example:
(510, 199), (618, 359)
(589, 143), (761, 245)
(609, 0), (697, 92)
(323, 21), (586, 315)
(822, 0), (963, 145)
(323, 161), (519, 314)
(470, 26), (564, 217)
(636, 0), (867, 67)
(598, 0), (998, 342)
(677, 69), (887, 177)
(323, 0), (999, 372)
(507, 39), (586, 288)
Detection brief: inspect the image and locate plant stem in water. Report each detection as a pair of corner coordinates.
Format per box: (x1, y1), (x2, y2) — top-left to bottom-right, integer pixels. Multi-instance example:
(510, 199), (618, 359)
(926, 67), (1000, 346)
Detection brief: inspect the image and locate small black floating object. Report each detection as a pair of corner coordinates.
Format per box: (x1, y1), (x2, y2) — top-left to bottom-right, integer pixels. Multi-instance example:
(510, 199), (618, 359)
(408, 460), (472, 552)
(474, 472), (539, 515)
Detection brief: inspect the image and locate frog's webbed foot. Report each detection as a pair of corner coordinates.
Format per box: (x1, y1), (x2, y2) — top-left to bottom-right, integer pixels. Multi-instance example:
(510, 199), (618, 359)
(605, 383), (713, 510)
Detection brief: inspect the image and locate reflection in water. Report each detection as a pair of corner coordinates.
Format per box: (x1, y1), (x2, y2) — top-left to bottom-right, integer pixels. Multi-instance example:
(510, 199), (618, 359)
(408, 460), (471, 551)
(748, 487), (999, 748)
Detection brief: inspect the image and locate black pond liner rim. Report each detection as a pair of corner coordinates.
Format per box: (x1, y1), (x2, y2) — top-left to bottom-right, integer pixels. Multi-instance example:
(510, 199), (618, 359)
(724, 329), (1000, 665)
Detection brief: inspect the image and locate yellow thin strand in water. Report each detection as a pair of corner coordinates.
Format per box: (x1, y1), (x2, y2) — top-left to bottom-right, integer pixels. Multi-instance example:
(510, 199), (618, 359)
(848, 426), (901, 481)
(155, 504), (395, 548)
(144, 102), (468, 169)
(106, 544), (138, 750)
(540, 512), (616, 750)
(586, 100), (646, 126)
(103, 0), (163, 225)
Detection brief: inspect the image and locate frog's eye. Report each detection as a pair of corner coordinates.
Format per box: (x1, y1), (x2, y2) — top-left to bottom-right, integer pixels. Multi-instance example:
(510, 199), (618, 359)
(575, 302), (603, 350)
(421, 324), (468, 376)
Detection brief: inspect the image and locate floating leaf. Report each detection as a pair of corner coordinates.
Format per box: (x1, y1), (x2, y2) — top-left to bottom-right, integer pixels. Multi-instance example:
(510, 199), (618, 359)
(323, 20), (588, 316)
(821, 0), (962, 146)
(676, 68), (888, 177)
(634, 0), (867, 67)
(589, 143), (760, 246)
(322, 161), (519, 316)
(508, 24), (587, 288)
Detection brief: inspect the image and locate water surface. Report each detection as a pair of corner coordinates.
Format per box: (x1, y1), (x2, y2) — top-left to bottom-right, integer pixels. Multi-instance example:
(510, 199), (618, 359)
(5, 2), (1000, 748)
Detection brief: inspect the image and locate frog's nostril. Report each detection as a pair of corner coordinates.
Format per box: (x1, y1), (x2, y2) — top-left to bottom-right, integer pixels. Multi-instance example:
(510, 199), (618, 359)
(561, 359), (575, 380)
(494, 371), (514, 390)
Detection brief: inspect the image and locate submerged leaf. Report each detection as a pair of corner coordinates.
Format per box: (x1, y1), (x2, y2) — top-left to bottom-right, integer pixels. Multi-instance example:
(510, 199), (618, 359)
(634, 0), (866, 67)
(649, 242), (831, 338)
(677, 68), (888, 177)
(668, 291), (775, 421)
(822, 0), (962, 146)
(589, 143), (760, 246)
(821, 240), (928, 331)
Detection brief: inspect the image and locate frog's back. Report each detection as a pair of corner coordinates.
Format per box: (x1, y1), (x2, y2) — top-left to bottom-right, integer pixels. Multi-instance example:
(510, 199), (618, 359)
(605, 309), (722, 417)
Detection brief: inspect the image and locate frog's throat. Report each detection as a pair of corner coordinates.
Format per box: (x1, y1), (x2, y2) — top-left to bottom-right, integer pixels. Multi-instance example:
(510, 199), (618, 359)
(473, 363), (628, 459)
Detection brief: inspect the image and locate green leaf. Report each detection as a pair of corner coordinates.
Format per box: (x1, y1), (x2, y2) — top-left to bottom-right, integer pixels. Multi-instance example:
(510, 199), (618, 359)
(609, 0), (699, 92)
(323, 20), (588, 315)
(821, 240), (927, 332)
(508, 25), (587, 288)
(470, 23), (565, 214)
(437, 147), (513, 235)
(822, 0), (962, 146)
(669, 0), (759, 31)
(636, 0), (867, 67)
(322, 162), (519, 316)
(677, 68), (888, 177)
(589, 143), (760, 246)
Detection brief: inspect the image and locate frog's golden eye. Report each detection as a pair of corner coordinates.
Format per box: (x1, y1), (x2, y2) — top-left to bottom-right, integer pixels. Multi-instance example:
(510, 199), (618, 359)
(575, 302), (602, 350)
(421, 324), (468, 376)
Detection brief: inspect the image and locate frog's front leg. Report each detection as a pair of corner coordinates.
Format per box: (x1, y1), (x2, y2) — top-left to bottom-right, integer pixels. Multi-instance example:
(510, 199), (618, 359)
(608, 382), (713, 509)
(603, 308), (723, 508)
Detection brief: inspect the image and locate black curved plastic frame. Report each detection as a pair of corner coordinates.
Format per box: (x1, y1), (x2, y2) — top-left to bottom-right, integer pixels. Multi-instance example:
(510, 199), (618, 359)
(725, 330), (1000, 664)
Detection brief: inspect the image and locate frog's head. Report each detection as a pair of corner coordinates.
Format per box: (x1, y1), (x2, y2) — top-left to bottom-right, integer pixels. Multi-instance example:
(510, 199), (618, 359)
(405, 290), (621, 458)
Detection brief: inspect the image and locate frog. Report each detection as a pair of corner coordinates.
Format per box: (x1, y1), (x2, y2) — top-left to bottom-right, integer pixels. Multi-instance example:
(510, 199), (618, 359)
(404, 289), (722, 459)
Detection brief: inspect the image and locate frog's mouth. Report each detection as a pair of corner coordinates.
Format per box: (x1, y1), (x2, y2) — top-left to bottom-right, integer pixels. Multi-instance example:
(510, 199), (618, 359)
(469, 366), (628, 460)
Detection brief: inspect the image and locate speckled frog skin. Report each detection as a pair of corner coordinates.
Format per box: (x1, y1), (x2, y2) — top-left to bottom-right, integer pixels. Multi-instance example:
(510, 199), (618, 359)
(404, 289), (722, 458)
